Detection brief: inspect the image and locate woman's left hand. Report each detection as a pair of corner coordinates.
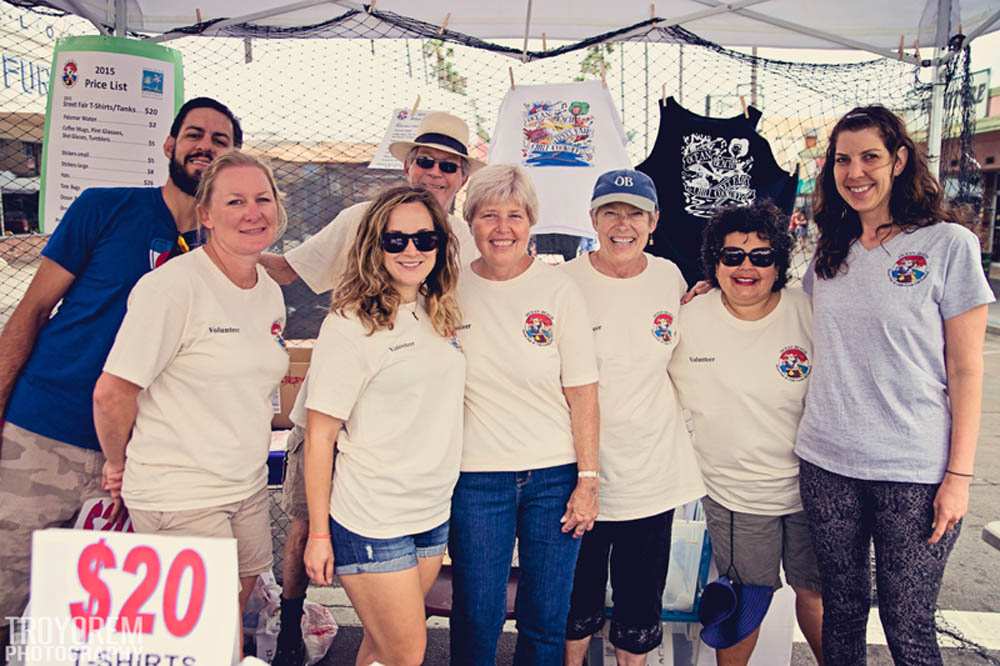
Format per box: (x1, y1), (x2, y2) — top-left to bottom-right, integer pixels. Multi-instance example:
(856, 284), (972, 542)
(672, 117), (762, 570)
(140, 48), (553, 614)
(561, 479), (599, 538)
(929, 474), (971, 544)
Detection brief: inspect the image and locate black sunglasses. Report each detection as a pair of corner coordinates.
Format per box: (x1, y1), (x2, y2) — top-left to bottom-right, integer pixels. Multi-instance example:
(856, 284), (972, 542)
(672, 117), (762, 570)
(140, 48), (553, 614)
(414, 155), (460, 174)
(381, 230), (442, 253)
(719, 247), (776, 268)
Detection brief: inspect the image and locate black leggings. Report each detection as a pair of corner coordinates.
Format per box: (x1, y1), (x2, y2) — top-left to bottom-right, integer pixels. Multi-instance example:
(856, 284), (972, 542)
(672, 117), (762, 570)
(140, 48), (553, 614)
(799, 460), (961, 666)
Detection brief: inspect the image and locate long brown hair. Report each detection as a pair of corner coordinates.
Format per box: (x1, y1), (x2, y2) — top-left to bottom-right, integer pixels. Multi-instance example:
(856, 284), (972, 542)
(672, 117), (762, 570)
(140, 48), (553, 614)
(813, 105), (955, 279)
(331, 186), (462, 337)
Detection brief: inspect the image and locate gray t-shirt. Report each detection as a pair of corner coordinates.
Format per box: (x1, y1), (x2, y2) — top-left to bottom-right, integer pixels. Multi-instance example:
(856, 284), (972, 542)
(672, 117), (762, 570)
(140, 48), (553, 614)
(795, 222), (994, 483)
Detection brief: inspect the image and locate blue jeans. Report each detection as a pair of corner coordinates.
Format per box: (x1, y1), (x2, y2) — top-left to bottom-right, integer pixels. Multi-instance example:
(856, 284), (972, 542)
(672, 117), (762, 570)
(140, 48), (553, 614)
(448, 463), (582, 665)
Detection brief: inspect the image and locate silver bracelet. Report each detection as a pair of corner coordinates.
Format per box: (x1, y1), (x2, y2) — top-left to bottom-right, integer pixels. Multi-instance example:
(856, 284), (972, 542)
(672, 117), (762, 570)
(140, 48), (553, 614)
(577, 470), (599, 479)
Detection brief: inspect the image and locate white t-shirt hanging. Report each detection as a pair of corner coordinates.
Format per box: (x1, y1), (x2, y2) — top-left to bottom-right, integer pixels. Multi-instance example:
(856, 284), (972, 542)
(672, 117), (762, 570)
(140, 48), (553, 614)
(105, 248), (288, 512)
(488, 81), (631, 239)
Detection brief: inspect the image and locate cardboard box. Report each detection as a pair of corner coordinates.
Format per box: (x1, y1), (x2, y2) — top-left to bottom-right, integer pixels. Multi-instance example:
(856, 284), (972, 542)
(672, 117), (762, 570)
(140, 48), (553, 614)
(272, 342), (312, 429)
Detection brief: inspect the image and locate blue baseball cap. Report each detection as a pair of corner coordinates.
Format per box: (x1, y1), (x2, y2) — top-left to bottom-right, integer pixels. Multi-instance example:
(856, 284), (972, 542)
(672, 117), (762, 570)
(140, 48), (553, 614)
(698, 575), (774, 649)
(590, 169), (658, 212)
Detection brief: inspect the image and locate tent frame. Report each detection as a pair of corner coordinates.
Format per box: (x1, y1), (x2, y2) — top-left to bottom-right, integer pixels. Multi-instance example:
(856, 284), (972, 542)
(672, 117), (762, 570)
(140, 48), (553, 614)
(97, 0), (983, 177)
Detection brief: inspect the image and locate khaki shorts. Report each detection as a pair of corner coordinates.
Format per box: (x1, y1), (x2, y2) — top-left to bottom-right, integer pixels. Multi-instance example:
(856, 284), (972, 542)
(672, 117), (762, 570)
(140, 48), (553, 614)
(0, 423), (106, 621)
(130, 486), (273, 578)
(702, 495), (822, 592)
(280, 425), (309, 521)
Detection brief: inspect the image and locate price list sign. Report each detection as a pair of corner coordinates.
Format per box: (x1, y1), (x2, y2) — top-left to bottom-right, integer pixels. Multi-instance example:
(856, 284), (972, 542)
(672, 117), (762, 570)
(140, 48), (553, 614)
(368, 108), (434, 170)
(27, 529), (238, 666)
(39, 36), (184, 233)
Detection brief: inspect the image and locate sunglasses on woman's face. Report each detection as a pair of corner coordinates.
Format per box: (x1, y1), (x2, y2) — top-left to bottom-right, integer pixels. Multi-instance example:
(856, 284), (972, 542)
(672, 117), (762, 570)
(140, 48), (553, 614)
(719, 247), (776, 267)
(414, 155), (460, 174)
(381, 230), (442, 253)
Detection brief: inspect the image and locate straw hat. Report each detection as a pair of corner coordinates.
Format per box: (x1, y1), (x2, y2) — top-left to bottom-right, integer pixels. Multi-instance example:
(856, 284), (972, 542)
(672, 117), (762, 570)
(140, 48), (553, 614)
(389, 111), (485, 172)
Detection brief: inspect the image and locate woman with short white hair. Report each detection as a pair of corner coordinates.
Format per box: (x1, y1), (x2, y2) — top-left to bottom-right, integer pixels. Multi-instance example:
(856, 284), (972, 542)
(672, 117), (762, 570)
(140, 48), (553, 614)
(449, 164), (600, 664)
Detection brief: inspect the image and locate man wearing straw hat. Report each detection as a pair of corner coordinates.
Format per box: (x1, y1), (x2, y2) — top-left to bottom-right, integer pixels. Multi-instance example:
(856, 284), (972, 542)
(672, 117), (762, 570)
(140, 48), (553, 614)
(260, 110), (483, 665)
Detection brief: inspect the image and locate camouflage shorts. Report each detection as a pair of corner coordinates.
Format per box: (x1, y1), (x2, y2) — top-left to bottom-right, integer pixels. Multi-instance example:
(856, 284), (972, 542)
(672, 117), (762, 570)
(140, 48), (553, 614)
(0, 423), (105, 622)
(280, 425), (308, 521)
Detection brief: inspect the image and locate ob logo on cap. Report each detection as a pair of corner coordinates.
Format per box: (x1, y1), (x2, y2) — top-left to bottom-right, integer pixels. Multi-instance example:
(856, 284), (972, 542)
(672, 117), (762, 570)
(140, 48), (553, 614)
(590, 169), (658, 212)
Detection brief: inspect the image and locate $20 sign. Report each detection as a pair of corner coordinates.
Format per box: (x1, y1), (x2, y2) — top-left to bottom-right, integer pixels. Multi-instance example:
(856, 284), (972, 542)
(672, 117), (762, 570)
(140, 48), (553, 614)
(29, 528), (238, 665)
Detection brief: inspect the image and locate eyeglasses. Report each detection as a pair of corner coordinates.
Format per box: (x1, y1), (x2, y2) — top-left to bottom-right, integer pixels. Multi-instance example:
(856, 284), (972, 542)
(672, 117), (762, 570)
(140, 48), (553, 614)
(381, 230), (442, 253)
(719, 247), (776, 268)
(414, 155), (460, 174)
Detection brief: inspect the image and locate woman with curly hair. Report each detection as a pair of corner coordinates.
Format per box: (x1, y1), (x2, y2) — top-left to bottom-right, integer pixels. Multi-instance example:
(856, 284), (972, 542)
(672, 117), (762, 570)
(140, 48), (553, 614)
(796, 105), (994, 664)
(301, 185), (464, 666)
(670, 201), (823, 666)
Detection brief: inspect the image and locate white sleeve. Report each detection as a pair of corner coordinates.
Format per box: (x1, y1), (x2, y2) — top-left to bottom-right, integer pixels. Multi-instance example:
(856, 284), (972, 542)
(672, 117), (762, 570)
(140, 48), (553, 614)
(304, 316), (370, 420)
(556, 278), (599, 388)
(103, 277), (189, 389)
(284, 204), (367, 295)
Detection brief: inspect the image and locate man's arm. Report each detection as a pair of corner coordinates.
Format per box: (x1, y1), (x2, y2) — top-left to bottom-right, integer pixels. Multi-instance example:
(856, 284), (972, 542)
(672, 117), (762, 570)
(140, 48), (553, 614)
(0, 258), (76, 416)
(92, 371), (142, 519)
(259, 253), (301, 286)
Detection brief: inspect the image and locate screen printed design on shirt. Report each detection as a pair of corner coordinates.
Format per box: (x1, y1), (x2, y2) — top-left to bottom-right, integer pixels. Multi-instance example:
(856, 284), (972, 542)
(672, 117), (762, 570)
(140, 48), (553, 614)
(682, 133), (755, 217)
(522, 100), (594, 167)
(888, 253), (929, 286)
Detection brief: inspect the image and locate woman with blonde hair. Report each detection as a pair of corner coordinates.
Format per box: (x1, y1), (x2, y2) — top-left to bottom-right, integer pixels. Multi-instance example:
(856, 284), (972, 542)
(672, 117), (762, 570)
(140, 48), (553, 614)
(301, 185), (465, 665)
(94, 150), (289, 632)
(449, 164), (600, 664)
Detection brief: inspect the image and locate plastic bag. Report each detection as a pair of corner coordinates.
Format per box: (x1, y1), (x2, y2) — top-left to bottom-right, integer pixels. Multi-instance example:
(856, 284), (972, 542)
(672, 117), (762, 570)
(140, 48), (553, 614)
(302, 600), (338, 665)
(663, 518), (708, 611)
(242, 571), (282, 661)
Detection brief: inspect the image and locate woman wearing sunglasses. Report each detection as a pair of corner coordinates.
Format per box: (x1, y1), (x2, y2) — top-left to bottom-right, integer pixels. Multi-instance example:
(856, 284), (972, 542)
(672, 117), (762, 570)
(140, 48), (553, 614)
(448, 164), (600, 663)
(300, 185), (464, 666)
(670, 201), (824, 666)
(795, 106), (992, 664)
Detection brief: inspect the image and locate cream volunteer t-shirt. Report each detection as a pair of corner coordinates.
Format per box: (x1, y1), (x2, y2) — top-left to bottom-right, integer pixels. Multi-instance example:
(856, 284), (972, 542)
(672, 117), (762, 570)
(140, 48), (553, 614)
(291, 302), (465, 538)
(457, 259), (598, 472)
(285, 202), (478, 294)
(562, 254), (706, 521)
(105, 248), (288, 512)
(669, 288), (813, 515)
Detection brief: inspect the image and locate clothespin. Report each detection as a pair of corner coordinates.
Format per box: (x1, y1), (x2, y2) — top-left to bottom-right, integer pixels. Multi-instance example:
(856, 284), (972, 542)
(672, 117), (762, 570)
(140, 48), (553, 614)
(367, 0), (376, 13)
(542, 33), (548, 51)
(410, 95), (421, 117)
(650, 3), (656, 19)
(897, 34), (905, 61)
(244, 37), (253, 64)
(661, 83), (667, 104)
(739, 95), (749, 119)
(600, 61), (607, 88)
(913, 37), (920, 62)
(195, 7), (203, 23)
(509, 66), (516, 90)
(438, 13), (450, 36)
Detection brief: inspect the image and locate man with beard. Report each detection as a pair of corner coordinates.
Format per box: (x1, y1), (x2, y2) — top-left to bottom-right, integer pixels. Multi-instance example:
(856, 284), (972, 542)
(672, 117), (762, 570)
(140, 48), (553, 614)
(0, 97), (241, 654)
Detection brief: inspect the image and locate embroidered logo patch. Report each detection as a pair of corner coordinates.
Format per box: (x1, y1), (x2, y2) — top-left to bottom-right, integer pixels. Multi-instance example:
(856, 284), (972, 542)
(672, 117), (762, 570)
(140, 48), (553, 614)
(271, 320), (287, 349)
(776, 346), (811, 382)
(148, 237), (173, 269)
(888, 254), (928, 286)
(523, 310), (554, 347)
(651, 310), (675, 344)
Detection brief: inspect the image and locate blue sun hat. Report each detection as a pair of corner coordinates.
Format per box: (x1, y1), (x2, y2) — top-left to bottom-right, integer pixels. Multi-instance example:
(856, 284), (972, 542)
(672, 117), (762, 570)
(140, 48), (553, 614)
(698, 512), (775, 649)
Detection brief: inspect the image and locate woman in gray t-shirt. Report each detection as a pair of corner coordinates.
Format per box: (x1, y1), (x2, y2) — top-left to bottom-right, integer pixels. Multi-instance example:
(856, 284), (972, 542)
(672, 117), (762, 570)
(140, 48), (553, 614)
(795, 105), (994, 665)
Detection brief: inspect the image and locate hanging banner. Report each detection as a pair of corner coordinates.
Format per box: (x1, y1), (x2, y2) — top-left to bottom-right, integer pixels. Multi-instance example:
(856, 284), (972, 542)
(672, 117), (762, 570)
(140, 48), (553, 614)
(39, 35), (183, 233)
(27, 528), (238, 665)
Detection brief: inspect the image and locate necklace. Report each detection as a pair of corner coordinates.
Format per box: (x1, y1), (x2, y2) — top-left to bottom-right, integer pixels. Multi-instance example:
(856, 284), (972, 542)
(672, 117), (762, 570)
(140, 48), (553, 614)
(203, 244), (257, 289)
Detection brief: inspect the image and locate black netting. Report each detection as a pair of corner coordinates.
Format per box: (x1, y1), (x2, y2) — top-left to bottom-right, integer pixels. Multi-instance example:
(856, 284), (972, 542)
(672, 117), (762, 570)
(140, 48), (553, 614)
(0, 5), (983, 337)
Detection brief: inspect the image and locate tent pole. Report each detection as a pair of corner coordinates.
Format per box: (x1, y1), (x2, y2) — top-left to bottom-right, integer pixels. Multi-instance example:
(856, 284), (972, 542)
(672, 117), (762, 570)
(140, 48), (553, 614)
(927, 0), (952, 180)
(113, 0), (127, 36)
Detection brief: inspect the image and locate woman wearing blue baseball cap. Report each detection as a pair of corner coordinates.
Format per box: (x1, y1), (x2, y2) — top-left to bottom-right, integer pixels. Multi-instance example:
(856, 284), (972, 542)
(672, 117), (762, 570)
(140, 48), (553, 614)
(670, 201), (824, 665)
(561, 169), (706, 664)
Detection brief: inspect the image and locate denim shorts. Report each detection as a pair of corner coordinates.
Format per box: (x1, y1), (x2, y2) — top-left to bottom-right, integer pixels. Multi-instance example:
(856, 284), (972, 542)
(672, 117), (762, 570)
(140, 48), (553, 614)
(330, 516), (449, 575)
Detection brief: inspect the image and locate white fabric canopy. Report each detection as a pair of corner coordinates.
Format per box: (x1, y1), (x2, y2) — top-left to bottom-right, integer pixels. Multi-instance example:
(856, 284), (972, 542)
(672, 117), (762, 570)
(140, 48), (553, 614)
(23, 0), (1000, 55)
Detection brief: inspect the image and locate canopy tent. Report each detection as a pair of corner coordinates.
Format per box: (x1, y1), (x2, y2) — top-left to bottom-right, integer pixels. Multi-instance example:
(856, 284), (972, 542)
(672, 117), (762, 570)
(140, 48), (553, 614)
(13, 1), (1000, 59)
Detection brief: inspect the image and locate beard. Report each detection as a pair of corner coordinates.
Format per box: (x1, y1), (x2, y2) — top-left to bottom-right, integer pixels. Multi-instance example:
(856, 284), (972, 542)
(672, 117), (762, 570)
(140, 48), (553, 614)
(169, 147), (210, 197)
